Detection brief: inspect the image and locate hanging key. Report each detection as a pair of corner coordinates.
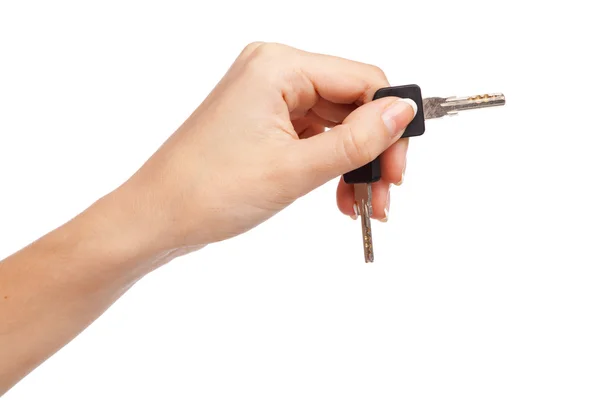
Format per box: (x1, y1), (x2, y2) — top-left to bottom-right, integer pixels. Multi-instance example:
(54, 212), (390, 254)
(343, 84), (506, 263)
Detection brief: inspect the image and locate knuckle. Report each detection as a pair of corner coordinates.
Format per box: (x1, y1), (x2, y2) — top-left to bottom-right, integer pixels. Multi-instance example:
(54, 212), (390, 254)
(353, 63), (389, 104)
(242, 42), (286, 77)
(366, 63), (388, 82)
(240, 41), (265, 57)
(251, 42), (284, 60)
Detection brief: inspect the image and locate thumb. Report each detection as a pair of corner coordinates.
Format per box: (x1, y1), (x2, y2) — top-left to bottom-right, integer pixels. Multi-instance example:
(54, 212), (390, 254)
(296, 96), (417, 187)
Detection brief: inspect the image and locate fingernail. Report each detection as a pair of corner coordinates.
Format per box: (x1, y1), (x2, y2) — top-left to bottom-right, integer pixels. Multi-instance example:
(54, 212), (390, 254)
(380, 189), (390, 222)
(382, 98), (418, 137)
(394, 167), (406, 186)
(351, 203), (358, 220)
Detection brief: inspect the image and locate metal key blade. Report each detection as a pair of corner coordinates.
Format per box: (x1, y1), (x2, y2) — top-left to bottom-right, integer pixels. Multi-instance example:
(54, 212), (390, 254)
(423, 93), (505, 119)
(354, 183), (374, 263)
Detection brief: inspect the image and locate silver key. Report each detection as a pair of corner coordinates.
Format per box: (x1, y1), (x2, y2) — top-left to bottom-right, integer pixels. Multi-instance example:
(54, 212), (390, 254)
(423, 93), (506, 119)
(354, 182), (374, 263)
(352, 92), (505, 263)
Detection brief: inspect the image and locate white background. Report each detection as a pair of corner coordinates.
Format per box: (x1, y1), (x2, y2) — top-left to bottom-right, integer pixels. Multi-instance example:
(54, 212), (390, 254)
(1, 0), (599, 399)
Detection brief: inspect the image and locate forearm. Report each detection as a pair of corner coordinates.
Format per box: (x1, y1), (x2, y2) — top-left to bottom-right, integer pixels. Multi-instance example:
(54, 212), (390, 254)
(0, 186), (181, 394)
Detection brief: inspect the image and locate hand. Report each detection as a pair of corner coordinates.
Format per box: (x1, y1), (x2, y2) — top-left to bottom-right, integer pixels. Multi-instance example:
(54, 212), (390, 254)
(116, 42), (417, 255)
(0, 42), (418, 392)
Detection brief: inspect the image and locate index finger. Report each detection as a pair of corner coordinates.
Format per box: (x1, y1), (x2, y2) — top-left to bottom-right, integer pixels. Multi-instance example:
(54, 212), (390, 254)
(299, 50), (391, 105)
(260, 44), (390, 114)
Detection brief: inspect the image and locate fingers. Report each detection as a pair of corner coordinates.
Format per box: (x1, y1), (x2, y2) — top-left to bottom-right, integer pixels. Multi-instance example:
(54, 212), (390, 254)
(370, 180), (391, 221)
(336, 137), (409, 221)
(311, 98), (357, 124)
(298, 50), (390, 106)
(336, 178), (355, 218)
(242, 43), (390, 116)
(294, 96), (417, 192)
(237, 43), (415, 207)
(336, 179), (390, 221)
(292, 111), (335, 134)
(292, 99), (357, 134)
(380, 137), (409, 186)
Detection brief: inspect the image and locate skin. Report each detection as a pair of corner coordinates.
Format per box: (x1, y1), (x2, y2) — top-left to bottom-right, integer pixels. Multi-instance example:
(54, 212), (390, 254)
(0, 42), (415, 394)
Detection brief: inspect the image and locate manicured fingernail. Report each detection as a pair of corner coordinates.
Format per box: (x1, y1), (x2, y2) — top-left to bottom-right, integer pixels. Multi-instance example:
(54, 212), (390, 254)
(380, 189), (390, 222)
(382, 98), (418, 137)
(394, 167), (406, 186)
(394, 172), (404, 186)
(351, 203), (358, 220)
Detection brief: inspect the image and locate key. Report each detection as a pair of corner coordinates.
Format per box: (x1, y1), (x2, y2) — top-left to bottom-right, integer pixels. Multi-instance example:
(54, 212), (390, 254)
(354, 182), (374, 262)
(344, 84), (506, 263)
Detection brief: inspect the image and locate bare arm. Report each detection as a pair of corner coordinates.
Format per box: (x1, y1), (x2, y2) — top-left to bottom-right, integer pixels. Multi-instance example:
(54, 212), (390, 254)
(0, 42), (415, 394)
(0, 187), (180, 393)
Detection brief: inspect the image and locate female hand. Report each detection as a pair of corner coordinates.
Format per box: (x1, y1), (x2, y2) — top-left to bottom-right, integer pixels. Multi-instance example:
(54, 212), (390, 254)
(0, 42), (418, 392)
(116, 42), (417, 256)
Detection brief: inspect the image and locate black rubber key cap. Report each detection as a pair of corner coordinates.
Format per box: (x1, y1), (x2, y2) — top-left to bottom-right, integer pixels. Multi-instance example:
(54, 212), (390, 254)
(342, 84), (426, 185)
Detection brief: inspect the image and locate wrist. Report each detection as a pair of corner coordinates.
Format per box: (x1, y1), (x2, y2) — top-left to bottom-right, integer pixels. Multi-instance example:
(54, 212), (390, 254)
(84, 181), (207, 275)
(64, 192), (166, 282)
(57, 195), (155, 282)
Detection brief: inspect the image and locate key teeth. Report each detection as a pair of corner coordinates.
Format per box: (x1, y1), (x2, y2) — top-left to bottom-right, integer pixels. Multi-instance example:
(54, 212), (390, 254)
(443, 93), (505, 102)
(469, 93), (497, 100)
(467, 93), (506, 103)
